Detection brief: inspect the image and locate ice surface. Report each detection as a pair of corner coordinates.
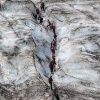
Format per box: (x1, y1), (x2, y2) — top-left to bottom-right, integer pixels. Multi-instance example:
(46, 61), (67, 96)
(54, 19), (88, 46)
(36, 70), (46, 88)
(1, 0), (100, 99)
(0, 1), (37, 85)
(31, 0), (100, 98)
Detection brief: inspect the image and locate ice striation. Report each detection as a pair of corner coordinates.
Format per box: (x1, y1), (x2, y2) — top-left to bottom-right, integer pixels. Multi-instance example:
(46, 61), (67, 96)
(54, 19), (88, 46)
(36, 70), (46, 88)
(0, 0), (100, 100)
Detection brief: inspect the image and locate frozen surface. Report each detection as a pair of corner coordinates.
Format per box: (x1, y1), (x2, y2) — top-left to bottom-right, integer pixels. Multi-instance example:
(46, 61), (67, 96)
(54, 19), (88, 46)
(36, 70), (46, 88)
(0, 0), (100, 100)
(0, 0), (36, 85)
(32, 0), (100, 99)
